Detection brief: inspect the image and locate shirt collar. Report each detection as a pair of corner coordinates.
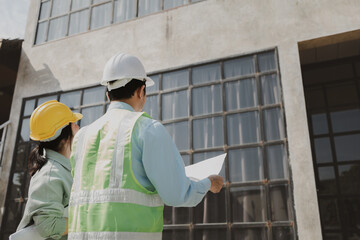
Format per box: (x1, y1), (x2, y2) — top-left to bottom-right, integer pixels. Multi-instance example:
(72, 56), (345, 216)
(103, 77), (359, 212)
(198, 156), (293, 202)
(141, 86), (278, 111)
(107, 101), (135, 112)
(44, 148), (71, 171)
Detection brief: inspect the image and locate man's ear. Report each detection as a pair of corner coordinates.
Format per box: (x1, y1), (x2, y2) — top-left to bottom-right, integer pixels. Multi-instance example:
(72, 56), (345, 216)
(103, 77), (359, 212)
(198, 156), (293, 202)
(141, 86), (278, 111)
(138, 85), (146, 99)
(106, 91), (110, 102)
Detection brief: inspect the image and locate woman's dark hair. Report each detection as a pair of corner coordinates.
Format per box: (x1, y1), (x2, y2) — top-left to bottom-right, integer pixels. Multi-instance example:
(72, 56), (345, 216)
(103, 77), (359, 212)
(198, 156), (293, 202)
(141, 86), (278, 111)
(107, 79), (146, 101)
(28, 124), (73, 176)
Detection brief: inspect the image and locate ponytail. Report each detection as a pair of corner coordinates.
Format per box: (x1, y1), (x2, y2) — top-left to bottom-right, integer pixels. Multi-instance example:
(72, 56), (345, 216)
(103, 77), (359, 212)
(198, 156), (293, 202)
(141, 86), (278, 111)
(28, 124), (73, 176)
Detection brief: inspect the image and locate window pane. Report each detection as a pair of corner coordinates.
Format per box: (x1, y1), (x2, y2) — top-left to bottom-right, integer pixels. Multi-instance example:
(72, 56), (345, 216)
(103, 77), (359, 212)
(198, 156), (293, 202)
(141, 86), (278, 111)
(138, 0), (161, 17)
(20, 118), (30, 142)
(162, 70), (188, 90)
(334, 134), (360, 162)
(192, 85), (222, 116)
(232, 228), (267, 240)
(164, 121), (189, 151)
(224, 56), (255, 78)
(163, 206), (189, 225)
(35, 22), (48, 44)
(266, 144), (288, 180)
(194, 228), (227, 240)
(91, 3), (112, 30)
(71, 0), (91, 10)
(143, 95), (158, 119)
(195, 190), (226, 223)
(225, 78), (257, 111)
(114, 0), (136, 23)
(272, 227), (294, 240)
(194, 151), (225, 178)
(192, 63), (221, 85)
(227, 112), (260, 145)
(164, 0), (187, 10)
(37, 95), (57, 106)
(330, 109), (360, 133)
(230, 186), (265, 222)
(69, 9), (89, 35)
(80, 106), (103, 127)
(338, 164), (360, 195)
(311, 113), (329, 135)
(318, 198), (341, 230)
(261, 74), (280, 105)
(39, 1), (50, 20)
(314, 137), (333, 164)
(93, 0), (108, 4)
(342, 198), (360, 231)
(48, 16), (68, 41)
(263, 108), (285, 141)
(270, 184), (289, 221)
(146, 75), (159, 94)
(51, 0), (70, 16)
(163, 230), (190, 240)
(258, 51), (276, 72)
(326, 84), (358, 107)
(15, 145), (27, 171)
(322, 233), (343, 240)
(318, 166), (337, 195)
(162, 90), (188, 120)
(83, 86), (106, 105)
(193, 117), (224, 150)
(229, 147), (263, 182)
(24, 99), (36, 116)
(305, 88), (325, 109)
(181, 154), (190, 166)
(60, 91), (81, 108)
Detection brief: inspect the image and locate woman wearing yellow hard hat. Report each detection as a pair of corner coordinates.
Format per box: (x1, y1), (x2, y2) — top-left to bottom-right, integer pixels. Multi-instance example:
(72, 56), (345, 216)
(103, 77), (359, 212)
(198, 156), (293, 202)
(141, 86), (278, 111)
(11, 100), (82, 240)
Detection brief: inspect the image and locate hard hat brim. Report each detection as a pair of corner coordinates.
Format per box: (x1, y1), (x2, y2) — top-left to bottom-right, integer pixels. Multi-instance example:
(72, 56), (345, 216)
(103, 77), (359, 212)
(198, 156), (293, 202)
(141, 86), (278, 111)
(144, 76), (155, 87)
(72, 112), (83, 122)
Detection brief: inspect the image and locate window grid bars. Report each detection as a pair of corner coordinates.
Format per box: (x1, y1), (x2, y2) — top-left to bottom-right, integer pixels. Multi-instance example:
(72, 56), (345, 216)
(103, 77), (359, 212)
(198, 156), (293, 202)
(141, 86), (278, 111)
(35, 0), (206, 45)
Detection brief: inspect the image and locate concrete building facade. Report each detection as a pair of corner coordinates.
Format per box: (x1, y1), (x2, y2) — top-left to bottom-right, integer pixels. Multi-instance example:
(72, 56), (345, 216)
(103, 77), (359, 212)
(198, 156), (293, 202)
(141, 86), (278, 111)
(0, 0), (360, 239)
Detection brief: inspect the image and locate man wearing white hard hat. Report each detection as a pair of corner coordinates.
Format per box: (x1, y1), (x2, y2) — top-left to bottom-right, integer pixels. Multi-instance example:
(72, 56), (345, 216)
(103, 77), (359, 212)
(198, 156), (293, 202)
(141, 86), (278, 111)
(68, 53), (223, 240)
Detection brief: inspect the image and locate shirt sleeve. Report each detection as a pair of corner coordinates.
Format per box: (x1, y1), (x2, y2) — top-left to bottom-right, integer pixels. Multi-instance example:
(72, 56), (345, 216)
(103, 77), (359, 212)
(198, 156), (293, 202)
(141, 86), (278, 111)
(141, 120), (211, 207)
(28, 165), (67, 239)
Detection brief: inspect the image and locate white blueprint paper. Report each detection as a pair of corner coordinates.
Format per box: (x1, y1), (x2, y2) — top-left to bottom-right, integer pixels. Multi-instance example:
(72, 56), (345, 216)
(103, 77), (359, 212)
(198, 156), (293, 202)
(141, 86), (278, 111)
(185, 153), (226, 181)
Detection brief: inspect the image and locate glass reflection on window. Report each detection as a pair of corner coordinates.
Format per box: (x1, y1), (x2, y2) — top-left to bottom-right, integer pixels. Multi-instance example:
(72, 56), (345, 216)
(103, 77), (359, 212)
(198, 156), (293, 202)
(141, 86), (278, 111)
(227, 112), (260, 145)
(192, 85), (222, 116)
(71, 0), (90, 11)
(311, 113), (329, 135)
(266, 144), (288, 180)
(51, 0), (70, 17)
(91, 3), (112, 30)
(60, 91), (81, 109)
(192, 63), (221, 85)
(334, 134), (360, 162)
(263, 108), (285, 141)
(195, 189), (226, 223)
(146, 75), (159, 94)
(330, 108), (360, 133)
(272, 227), (294, 240)
(261, 74), (280, 105)
(143, 95), (158, 119)
(114, 0), (136, 23)
(138, 0), (161, 17)
(83, 86), (106, 105)
(35, 22), (47, 44)
(162, 69), (189, 90)
(258, 51), (276, 72)
(164, 121), (189, 151)
(229, 147), (263, 182)
(225, 78), (257, 111)
(314, 137), (333, 164)
(318, 166), (337, 195)
(24, 99), (36, 116)
(224, 56), (255, 78)
(20, 118), (30, 142)
(162, 90), (188, 120)
(164, 0), (188, 10)
(80, 106), (104, 127)
(338, 164), (360, 195)
(39, 1), (50, 20)
(37, 95), (58, 106)
(193, 117), (224, 149)
(48, 16), (68, 41)
(232, 228), (267, 240)
(270, 184), (289, 221)
(230, 186), (265, 222)
(69, 9), (89, 36)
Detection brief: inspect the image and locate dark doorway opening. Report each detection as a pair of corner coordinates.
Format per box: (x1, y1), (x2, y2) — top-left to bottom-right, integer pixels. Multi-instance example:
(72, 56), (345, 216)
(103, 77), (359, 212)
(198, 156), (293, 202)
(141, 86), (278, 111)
(301, 34), (360, 240)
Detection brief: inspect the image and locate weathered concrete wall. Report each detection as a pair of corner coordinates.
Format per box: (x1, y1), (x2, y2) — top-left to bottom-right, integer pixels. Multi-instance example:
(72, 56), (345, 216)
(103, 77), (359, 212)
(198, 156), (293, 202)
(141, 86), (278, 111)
(1, 0), (360, 237)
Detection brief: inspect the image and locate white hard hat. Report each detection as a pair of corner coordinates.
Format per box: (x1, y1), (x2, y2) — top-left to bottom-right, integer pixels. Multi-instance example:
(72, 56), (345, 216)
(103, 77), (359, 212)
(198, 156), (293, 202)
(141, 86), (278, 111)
(101, 53), (155, 91)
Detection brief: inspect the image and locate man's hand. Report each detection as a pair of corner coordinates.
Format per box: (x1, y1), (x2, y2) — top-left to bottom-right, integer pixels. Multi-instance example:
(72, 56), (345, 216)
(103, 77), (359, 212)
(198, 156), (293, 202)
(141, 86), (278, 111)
(208, 175), (224, 193)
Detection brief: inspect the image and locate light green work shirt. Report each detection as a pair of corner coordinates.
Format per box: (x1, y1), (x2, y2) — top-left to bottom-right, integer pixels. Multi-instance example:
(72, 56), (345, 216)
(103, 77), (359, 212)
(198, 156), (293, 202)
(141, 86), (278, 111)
(17, 149), (72, 240)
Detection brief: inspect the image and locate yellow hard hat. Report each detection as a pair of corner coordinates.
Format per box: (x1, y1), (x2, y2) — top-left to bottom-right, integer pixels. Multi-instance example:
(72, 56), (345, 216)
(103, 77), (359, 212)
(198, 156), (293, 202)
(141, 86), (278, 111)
(30, 100), (83, 141)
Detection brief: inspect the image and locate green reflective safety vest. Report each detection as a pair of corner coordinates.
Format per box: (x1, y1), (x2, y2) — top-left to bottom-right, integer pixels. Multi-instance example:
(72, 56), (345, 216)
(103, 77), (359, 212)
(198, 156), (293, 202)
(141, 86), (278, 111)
(68, 109), (164, 240)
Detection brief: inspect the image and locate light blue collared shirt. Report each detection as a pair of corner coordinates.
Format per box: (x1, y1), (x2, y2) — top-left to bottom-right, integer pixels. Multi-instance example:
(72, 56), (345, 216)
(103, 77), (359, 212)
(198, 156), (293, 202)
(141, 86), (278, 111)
(108, 101), (211, 207)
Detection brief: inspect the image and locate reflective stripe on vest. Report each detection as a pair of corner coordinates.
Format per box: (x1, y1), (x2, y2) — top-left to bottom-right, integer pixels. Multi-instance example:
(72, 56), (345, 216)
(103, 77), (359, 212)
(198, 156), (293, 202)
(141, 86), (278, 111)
(68, 231), (162, 240)
(69, 109), (164, 239)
